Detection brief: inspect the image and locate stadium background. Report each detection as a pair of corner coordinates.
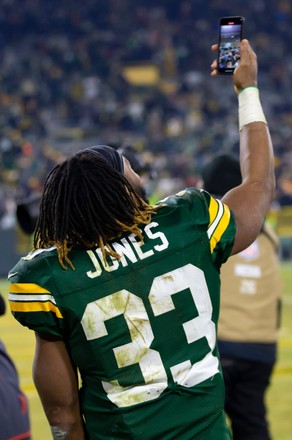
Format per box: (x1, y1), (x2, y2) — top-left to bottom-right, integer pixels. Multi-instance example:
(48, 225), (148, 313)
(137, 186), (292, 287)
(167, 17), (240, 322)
(0, 0), (291, 438)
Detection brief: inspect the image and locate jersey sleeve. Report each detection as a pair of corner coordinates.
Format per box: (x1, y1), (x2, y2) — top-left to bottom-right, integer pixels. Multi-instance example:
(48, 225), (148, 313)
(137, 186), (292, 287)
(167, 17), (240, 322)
(157, 188), (236, 268)
(201, 189), (236, 266)
(8, 255), (65, 338)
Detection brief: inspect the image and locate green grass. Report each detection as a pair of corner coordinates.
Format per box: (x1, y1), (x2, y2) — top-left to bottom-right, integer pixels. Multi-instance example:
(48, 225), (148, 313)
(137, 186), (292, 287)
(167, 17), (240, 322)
(1, 261), (292, 439)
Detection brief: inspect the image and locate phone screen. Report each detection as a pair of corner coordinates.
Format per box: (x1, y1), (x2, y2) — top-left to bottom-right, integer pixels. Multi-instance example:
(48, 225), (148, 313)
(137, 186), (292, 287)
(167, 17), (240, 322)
(218, 16), (244, 74)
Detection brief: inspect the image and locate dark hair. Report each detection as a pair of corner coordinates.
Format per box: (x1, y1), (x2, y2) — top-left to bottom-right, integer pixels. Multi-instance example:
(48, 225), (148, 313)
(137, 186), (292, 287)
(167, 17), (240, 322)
(34, 150), (157, 269)
(201, 154), (242, 197)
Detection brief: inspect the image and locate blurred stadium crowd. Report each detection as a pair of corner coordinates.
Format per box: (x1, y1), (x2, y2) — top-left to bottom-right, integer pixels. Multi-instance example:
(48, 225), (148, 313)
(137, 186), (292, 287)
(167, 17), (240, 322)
(0, 0), (292, 230)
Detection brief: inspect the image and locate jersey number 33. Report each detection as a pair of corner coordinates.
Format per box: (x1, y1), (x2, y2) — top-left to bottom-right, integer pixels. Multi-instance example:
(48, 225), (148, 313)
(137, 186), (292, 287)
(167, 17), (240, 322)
(81, 263), (219, 408)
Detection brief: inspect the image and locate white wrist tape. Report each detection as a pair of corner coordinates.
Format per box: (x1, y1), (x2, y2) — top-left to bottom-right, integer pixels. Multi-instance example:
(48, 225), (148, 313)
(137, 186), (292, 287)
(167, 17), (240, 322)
(238, 87), (267, 131)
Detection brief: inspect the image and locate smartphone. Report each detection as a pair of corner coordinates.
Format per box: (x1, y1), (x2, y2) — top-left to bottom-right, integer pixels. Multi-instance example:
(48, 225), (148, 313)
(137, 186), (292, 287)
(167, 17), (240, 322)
(217, 16), (245, 75)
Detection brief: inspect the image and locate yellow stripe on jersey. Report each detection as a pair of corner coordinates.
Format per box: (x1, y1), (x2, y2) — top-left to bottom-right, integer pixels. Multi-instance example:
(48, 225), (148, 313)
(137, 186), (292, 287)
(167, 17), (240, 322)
(208, 196), (219, 227)
(207, 198), (231, 253)
(10, 283), (51, 294)
(9, 299), (63, 318)
(9, 283), (63, 318)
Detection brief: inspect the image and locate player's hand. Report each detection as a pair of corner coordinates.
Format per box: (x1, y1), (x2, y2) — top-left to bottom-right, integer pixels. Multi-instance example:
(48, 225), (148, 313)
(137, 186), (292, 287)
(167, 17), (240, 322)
(210, 39), (258, 93)
(233, 39), (257, 93)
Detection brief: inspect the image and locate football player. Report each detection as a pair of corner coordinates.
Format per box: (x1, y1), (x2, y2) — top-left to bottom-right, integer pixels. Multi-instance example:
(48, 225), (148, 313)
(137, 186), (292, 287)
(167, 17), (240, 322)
(8, 40), (275, 440)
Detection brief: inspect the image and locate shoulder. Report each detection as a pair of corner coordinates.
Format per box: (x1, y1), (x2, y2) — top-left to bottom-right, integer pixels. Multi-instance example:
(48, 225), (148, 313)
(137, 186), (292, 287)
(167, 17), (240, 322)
(156, 188), (233, 231)
(156, 187), (211, 208)
(9, 246), (57, 281)
(8, 247), (65, 337)
(156, 188), (214, 223)
(156, 188), (236, 264)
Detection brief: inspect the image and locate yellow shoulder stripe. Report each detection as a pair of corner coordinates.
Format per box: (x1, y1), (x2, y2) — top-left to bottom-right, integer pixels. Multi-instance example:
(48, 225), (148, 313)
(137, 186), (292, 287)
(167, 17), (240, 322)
(10, 300), (63, 318)
(10, 283), (50, 294)
(9, 283), (63, 319)
(208, 198), (231, 253)
(208, 196), (219, 227)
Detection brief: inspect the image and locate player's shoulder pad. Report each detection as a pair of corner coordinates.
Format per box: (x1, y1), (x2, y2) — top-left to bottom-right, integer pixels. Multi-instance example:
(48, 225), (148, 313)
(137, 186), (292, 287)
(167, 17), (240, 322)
(8, 246), (57, 282)
(156, 187), (209, 208)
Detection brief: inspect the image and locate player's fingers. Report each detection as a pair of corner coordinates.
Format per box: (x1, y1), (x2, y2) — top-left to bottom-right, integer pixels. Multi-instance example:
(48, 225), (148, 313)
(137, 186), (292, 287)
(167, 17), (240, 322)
(248, 42), (257, 60)
(211, 58), (217, 70)
(210, 44), (218, 75)
(238, 39), (252, 64)
(210, 57), (218, 76)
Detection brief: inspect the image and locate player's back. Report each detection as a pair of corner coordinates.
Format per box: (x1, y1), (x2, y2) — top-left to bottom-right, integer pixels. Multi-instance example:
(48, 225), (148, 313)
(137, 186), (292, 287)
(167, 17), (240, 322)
(9, 188), (235, 439)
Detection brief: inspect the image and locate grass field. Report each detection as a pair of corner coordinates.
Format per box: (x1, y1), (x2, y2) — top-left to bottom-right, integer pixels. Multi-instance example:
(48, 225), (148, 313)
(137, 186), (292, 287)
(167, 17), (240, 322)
(1, 262), (292, 440)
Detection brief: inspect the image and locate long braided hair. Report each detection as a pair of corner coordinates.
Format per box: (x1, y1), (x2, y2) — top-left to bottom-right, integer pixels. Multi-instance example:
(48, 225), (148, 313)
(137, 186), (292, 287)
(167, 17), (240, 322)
(33, 150), (158, 269)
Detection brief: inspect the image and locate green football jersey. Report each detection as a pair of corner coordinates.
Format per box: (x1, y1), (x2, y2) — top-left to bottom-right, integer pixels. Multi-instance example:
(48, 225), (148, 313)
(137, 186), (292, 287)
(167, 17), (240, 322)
(9, 188), (235, 440)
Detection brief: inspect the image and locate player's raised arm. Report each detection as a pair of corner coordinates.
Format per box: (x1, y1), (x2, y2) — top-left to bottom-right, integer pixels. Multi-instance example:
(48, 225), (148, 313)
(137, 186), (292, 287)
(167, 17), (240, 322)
(211, 39), (275, 255)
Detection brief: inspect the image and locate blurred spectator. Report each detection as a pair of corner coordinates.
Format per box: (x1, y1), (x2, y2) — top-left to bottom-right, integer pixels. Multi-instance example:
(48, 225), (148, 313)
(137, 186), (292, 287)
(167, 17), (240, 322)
(0, 293), (31, 440)
(201, 154), (283, 440)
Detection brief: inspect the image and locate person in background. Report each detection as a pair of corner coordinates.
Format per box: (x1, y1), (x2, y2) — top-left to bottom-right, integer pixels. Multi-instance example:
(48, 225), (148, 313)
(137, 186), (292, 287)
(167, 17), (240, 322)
(7, 40), (275, 440)
(0, 293), (31, 440)
(201, 153), (282, 440)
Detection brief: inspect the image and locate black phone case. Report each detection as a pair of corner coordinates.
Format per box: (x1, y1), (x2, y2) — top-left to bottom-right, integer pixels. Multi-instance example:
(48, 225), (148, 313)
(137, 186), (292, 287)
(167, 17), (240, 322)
(217, 16), (245, 75)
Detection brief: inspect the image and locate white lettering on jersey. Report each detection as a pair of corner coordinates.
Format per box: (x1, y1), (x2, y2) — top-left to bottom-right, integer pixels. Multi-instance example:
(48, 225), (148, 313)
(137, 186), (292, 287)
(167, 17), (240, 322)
(112, 238), (138, 266)
(86, 221), (169, 278)
(129, 234), (154, 260)
(81, 264), (218, 407)
(145, 222), (169, 251)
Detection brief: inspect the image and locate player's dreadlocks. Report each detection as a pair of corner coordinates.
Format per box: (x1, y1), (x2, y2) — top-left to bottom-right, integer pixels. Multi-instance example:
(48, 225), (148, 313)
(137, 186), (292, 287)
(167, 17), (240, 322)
(33, 150), (158, 269)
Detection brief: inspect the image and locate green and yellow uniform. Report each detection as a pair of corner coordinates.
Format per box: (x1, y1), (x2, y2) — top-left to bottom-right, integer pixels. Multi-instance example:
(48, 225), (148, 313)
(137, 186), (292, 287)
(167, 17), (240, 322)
(9, 188), (235, 440)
